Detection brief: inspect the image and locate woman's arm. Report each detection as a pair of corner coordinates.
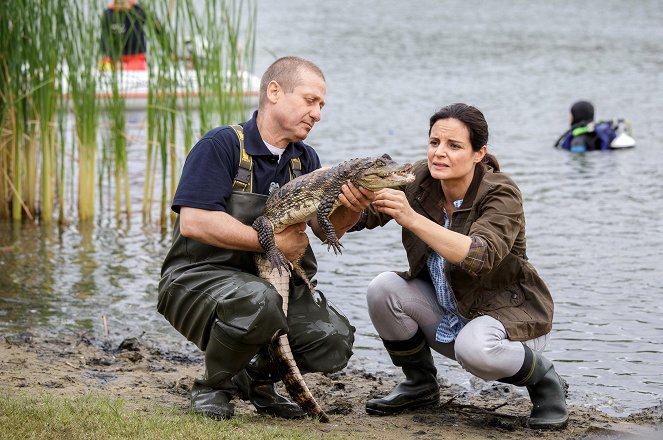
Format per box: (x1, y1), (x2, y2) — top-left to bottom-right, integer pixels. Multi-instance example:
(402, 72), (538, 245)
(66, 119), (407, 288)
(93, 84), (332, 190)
(371, 188), (471, 264)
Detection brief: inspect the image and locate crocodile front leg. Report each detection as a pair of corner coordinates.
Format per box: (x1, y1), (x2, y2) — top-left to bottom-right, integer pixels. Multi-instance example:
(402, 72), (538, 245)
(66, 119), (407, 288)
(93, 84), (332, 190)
(253, 215), (290, 276)
(316, 191), (343, 255)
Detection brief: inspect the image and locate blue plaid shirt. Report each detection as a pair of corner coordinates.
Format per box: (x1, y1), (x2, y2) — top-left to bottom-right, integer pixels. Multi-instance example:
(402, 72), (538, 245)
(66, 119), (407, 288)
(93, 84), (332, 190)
(427, 199), (467, 343)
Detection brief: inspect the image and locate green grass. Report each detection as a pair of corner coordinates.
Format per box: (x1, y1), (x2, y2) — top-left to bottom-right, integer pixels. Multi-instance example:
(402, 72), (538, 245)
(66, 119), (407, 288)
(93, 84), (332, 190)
(0, 393), (328, 440)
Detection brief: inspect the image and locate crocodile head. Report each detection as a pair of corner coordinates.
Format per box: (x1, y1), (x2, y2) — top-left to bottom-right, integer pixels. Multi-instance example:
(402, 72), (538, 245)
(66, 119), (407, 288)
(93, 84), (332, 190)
(346, 154), (415, 191)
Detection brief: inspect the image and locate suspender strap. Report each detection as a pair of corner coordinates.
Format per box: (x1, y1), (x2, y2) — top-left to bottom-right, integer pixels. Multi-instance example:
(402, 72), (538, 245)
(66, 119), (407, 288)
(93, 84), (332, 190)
(230, 125), (253, 193)
(230, 123), (303, 192)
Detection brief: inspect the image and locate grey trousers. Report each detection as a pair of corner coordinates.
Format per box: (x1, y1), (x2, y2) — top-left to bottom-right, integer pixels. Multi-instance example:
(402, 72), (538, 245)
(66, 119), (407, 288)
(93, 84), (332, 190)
(366, 271), (549, 381)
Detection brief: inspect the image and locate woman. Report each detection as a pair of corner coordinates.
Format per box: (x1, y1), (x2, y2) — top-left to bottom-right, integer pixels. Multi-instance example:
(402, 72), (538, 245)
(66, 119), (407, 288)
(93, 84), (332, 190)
(357, 103), (568, 430)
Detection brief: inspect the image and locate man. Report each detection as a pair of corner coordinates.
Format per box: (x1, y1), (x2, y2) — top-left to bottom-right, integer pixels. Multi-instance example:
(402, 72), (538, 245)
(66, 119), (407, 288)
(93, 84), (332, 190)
(158, 56), (371, 420)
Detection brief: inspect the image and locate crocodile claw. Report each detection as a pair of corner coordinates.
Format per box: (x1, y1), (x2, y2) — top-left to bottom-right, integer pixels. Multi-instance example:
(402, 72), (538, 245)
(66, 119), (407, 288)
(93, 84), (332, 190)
(325, 239), (344, 255)
(267, 248), (291, 276)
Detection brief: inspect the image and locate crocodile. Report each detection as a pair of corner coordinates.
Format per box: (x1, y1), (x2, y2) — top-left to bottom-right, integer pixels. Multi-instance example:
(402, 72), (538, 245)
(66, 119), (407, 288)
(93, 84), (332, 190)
(252, 154), (415, 422)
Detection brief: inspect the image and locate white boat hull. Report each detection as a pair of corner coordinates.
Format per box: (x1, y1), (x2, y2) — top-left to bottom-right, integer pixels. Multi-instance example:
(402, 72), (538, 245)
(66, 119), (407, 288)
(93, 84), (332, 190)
(63, 66), (260, 111)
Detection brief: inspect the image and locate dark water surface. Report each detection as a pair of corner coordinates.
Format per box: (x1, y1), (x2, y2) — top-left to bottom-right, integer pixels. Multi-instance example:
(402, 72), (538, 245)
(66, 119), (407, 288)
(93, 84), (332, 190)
(2, 0), (662, 417)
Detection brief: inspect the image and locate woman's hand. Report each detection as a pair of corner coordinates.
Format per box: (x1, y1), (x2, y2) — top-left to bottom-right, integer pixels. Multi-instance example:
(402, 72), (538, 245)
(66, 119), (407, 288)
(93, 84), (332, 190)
(372, 188), (418, 229)
(373, 188), (473, 264)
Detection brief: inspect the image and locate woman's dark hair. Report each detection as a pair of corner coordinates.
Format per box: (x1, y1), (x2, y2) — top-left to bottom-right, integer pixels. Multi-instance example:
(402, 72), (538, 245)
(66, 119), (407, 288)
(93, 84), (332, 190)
(429, 103), (500, 171)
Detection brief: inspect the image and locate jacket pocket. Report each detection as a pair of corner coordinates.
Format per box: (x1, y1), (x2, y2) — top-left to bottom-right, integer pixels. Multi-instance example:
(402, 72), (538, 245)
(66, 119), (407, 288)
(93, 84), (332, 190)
(480, 289), (524, 310)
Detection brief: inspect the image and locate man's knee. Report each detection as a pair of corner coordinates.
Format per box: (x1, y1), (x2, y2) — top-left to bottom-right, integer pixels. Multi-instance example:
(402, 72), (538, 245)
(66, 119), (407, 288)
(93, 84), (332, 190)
(294, 329), (354, 374)
(288, 293), (355, 374)
(215, 280), (288, 346)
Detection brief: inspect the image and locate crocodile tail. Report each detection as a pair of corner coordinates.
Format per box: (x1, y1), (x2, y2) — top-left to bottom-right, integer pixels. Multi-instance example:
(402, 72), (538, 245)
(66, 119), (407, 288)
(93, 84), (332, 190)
(291, 258), (314, 292)
(255, 254), (329, 423)
(273, 335), (330, 422)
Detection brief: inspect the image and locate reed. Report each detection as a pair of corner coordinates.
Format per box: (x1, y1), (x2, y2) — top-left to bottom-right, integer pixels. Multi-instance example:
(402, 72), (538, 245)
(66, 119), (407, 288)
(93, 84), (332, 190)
(32, 1), (63, 223)
(140, 0), (257, 228)
(143, 0), (180, 227)
(100, 7), (131, 224)
(1, 1), (32, 221)
(0, 0), (257, 225)
(65, 2), (100, 222)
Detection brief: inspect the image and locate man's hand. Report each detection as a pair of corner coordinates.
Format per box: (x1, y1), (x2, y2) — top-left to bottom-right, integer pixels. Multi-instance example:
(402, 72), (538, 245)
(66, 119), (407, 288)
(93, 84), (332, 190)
(338, 181), (375, 213)
(275, 223), (309, 262)
(310, 182), (375, 242)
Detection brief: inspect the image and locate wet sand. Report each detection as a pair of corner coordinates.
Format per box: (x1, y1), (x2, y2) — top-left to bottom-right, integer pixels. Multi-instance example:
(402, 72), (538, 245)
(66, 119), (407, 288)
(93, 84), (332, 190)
(1, 333), (660, 439)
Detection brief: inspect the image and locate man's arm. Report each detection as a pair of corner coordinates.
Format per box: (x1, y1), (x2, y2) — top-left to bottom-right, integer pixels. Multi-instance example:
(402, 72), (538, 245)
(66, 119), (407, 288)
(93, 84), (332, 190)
(179, 207), (308, 261)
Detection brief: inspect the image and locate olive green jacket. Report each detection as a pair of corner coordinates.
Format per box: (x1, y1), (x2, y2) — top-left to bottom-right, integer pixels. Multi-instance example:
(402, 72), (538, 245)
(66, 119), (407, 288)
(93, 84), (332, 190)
(365, 160), (554, 341)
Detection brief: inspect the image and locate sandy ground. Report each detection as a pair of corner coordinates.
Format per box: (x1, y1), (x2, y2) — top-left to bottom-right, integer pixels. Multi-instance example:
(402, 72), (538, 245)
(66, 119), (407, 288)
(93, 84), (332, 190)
(1, 332), (661, 440)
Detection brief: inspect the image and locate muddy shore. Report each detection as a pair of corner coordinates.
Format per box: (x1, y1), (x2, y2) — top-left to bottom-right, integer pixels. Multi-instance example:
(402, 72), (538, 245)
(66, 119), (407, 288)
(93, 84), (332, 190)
(1, 332), (661, 439)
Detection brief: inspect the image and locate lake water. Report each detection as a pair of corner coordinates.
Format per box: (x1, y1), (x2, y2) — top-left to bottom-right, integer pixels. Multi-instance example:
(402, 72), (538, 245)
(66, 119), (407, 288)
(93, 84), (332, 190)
(2, 0), (662, 417)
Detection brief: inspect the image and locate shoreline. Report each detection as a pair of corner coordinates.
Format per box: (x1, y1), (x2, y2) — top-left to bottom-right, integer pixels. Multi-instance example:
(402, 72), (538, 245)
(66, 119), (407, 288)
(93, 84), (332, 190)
(1, 332), (661, 439)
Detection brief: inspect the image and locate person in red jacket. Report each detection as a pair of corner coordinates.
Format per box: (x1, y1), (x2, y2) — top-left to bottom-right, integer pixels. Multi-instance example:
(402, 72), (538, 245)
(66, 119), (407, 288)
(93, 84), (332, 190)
(100, 0), (148, 70)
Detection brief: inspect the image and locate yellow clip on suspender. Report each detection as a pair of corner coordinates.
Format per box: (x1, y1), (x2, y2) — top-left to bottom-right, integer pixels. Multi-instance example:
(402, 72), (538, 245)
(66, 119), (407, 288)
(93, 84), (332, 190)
(289, 157), (302, 180)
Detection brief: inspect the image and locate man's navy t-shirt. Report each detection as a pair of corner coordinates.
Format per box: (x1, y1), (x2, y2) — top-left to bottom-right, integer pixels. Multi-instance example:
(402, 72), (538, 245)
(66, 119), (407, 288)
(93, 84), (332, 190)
(172, 112), (322, 213)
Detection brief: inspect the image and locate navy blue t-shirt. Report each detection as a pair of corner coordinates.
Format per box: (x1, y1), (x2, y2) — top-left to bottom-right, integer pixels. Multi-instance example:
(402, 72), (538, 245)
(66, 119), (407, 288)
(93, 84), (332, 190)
(172, 112), (322, 214)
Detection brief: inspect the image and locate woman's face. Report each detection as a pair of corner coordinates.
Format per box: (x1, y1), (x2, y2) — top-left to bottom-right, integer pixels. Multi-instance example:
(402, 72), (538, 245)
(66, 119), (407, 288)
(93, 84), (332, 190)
(427, 118), (485, 183)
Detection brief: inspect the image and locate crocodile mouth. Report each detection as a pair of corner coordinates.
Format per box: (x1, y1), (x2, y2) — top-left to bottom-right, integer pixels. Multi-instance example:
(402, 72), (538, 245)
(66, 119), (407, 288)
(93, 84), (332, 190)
(377, 164), (415, 181)
(359, 167), (415, 190)
(383, 170), (415, 182)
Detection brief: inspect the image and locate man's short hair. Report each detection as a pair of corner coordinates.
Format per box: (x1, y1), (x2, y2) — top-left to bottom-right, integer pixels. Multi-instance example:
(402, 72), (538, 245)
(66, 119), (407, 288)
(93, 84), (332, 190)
(258, 56), (325, 108)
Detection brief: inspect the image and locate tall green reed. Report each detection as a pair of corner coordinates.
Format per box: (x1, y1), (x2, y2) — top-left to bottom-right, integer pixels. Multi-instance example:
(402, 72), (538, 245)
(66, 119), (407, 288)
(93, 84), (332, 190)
(1, 1), (43, 221)
(32, 1), (65, 223)
(65, 3), (100, 223)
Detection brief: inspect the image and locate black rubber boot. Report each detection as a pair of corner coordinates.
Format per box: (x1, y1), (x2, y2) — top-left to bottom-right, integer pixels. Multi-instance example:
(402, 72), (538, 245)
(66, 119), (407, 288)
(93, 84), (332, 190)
(366, 329), (440, 415)
(232, 348), (305, 419)
(499, 345), (569, 430)
(191, 322), (261, 420)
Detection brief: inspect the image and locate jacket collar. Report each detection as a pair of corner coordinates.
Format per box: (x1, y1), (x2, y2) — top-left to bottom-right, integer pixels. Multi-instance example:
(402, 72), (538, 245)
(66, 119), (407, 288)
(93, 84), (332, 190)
(458, 162), (487, 210)
(414, 161), (488, 219)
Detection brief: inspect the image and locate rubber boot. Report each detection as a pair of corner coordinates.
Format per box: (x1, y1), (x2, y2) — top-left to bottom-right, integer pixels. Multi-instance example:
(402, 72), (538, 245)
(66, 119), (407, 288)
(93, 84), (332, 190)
(191, 322), (261, 420)
(366, 329), (440, 415)
(499, 345), (569, 430)
(232, 347), (305, 419)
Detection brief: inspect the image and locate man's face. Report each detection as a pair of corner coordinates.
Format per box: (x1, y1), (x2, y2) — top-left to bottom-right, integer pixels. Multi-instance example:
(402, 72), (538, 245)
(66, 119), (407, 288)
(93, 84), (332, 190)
(272, 69), (326, 143)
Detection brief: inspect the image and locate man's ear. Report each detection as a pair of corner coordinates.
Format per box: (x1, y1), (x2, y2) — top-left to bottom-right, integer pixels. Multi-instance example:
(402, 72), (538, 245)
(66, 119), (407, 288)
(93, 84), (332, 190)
(267, 80), (280, 103)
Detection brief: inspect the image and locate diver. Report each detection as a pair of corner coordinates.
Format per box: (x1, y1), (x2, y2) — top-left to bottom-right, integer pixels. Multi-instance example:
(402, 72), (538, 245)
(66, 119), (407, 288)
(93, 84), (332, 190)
(554, 100), (635, 152)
